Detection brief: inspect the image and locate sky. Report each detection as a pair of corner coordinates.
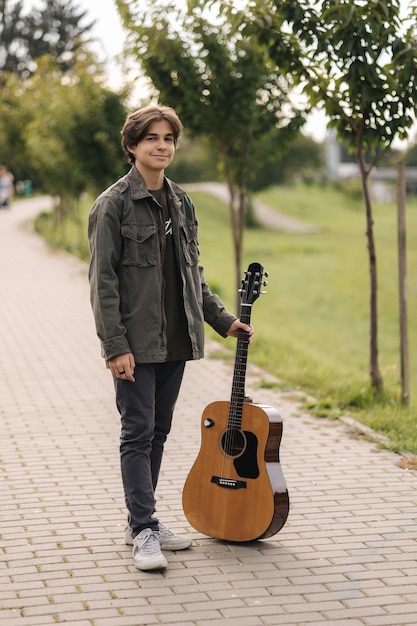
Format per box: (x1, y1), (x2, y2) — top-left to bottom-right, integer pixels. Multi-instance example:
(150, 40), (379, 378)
(25, 0), (126, 81)
(80, 0), (126, 80)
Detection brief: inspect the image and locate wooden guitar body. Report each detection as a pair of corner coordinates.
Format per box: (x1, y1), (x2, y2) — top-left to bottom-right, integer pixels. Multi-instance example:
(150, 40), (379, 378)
(257, 403), (290, 539)
(182, 400), (289, 542)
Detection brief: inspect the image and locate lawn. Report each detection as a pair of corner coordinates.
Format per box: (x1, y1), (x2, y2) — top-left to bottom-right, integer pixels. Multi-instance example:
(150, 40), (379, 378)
(34, 182), (417, 455)
(190, 183), (417, 456)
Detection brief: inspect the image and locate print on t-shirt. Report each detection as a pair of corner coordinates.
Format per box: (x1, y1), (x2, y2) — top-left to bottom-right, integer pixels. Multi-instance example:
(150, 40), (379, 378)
(165, 218), (172, 235)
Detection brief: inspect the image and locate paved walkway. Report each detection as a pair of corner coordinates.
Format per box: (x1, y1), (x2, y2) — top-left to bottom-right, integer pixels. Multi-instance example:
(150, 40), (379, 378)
(0, 197), (416, 626)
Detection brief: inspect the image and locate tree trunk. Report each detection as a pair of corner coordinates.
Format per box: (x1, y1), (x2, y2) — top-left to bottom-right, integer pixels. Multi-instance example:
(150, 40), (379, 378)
(396, 161), (409, 405)
(357, 156), (383, 392)
(225, 176), (246, 314)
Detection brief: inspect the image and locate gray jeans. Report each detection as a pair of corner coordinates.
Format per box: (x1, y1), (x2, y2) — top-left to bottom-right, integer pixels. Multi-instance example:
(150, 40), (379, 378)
(114, 361), (186, 537)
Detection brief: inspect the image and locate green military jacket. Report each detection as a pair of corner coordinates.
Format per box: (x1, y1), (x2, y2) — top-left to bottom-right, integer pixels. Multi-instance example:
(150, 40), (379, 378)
(88, 166), (236, 363)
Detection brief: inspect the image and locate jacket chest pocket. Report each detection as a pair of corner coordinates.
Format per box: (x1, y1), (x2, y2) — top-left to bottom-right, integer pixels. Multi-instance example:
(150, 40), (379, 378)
(181, 224), (199, 266)
(121, 223), (157, 267)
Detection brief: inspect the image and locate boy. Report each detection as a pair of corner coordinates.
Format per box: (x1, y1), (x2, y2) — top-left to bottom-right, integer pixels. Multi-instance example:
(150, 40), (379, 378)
(88, 105), (253, 570)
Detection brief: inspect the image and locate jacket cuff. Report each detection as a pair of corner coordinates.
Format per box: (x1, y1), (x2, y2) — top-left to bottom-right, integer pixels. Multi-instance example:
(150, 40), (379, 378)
(212, 312), (237, 338)
(101, 335), (132, 361)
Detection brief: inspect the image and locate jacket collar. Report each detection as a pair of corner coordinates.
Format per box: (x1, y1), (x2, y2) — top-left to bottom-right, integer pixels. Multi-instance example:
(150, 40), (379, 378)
(126, 166), (186, 206)
(125, 166), (152, 200)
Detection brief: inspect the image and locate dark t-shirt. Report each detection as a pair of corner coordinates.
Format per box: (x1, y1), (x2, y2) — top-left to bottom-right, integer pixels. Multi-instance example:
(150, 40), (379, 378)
(149, 186), (193, 361)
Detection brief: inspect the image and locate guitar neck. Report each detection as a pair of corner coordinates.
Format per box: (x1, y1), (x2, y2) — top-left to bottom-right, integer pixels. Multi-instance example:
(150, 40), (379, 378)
(229, 303), (252, 428)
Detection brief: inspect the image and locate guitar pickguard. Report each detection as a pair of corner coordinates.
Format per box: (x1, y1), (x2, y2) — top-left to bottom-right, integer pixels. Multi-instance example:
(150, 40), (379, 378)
(233, 430), (259, 479)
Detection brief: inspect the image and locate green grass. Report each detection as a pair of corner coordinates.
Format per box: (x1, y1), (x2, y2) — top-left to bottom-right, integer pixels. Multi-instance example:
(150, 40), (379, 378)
(34, 204), (90, 260)
(34, 183), (417, 455)
(192, 183), (417, 456)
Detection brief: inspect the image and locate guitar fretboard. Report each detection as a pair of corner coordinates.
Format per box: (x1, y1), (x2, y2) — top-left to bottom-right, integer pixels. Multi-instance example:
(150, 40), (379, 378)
(228, 303), (251, 428)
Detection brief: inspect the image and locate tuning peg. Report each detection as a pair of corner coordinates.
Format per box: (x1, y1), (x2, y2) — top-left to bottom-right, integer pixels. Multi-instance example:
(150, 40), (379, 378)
(263, 280), (268, 287)
(264, 270), (269, 277)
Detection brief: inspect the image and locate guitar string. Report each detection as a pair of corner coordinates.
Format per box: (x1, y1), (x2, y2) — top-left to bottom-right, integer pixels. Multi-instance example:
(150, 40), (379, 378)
(220, 283), (248, 479)
(220, 270), (259, 480)
(221, 305), (251, 480)
(220, 319), (242, 479)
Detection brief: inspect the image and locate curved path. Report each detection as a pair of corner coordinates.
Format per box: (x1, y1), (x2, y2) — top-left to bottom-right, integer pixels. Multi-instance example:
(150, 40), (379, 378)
(185, 182), (318, 233)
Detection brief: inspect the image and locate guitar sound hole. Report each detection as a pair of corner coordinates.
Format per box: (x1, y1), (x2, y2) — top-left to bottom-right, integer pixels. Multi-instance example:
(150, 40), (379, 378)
(221, 428), (245, 457)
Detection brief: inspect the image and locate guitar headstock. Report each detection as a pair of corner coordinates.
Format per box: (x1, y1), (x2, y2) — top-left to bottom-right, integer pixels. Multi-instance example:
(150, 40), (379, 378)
(240, 262), (268, 306)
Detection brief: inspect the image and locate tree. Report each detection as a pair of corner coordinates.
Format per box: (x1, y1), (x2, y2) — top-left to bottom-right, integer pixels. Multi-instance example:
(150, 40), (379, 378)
(116, 0), (305, 309)
(248, 131), (323, 190)
(0, 71), (33, 181)
(0, 0), (94, 80)
(1, 0), (127, 206)
(243, 0), (417, 392)
(19, 53), (127, 237)
(0, 0), (29, 78)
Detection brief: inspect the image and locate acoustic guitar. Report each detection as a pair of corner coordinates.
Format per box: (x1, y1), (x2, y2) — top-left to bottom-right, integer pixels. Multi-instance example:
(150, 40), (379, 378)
(182, 262), (290, 542)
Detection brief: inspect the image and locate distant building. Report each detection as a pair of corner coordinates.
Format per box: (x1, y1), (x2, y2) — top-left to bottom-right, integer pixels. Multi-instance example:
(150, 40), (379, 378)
(325, 128), (340, 178)
(325, 130), (417, 195)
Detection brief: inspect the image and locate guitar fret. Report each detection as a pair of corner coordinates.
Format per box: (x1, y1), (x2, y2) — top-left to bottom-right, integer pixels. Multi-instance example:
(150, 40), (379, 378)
(229, 333), (249, 427)
(226, 269), (263, 429)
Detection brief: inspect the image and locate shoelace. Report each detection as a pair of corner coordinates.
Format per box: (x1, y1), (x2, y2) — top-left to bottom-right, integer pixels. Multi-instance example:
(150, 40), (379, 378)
(137, 531), (160, 555)
(158, 524), (173, 538)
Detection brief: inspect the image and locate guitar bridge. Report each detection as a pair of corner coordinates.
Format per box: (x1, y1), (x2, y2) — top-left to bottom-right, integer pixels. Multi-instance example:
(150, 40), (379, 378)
(211, 476), (247, 489)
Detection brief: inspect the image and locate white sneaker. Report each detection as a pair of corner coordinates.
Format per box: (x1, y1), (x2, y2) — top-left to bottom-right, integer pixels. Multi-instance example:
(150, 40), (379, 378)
(132, 528), (167, 571)
(125, 523), (192, 551)
(158, 523), (192, 550)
